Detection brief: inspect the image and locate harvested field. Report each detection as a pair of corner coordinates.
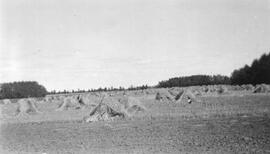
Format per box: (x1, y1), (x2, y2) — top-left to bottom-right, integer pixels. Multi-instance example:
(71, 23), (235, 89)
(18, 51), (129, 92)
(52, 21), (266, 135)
(0, 87), (270, 153)
(2, 1), (269, 153)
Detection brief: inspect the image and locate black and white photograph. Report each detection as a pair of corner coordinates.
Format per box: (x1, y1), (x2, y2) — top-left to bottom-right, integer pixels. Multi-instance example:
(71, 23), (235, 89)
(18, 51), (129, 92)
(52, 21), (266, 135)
(0, 0), (270, 153)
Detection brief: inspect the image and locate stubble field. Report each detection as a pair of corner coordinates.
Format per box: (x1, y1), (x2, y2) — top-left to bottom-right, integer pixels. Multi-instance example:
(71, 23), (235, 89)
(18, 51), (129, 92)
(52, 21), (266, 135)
(0, 87), (270, 154)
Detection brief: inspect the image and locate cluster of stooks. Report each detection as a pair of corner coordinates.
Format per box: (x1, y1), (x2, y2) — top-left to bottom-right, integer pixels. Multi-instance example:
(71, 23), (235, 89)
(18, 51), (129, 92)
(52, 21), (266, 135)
(1, 84), (269, 122)
(155, 89), (198, 104)
(1, 93), (146, 123)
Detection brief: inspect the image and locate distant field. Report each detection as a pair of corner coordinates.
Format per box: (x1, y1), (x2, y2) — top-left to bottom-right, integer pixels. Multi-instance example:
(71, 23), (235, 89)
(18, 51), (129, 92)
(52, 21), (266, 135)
(0, 87), (270, 153)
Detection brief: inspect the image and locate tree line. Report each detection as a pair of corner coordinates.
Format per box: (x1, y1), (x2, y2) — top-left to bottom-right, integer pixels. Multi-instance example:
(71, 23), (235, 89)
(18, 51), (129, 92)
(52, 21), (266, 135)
(231, 52), (270, 85)
(48, 85), (149, 95)
(157, 75), (231, 88)
(0, 81), (47, 99)
(157, 52), (270, 88)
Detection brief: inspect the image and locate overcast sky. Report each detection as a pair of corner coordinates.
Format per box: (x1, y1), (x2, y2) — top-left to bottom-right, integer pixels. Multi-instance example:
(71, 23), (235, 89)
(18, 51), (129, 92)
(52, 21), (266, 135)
(0, 0), (269, 91)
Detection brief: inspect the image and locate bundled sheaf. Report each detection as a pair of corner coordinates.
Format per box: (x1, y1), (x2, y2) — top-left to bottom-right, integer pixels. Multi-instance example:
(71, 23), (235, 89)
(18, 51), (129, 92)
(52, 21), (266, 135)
(16, 98), (40, 115)
(1, 99), (12, 105)
(155, 88), (200, 104)
(241, 84), (254, 91)
(84, 96), (145, 122)
(56, 96), (86, 111)
(155, 89), (174, 102)
(253, 84), (270, 93)
(175, 89), (200, 104)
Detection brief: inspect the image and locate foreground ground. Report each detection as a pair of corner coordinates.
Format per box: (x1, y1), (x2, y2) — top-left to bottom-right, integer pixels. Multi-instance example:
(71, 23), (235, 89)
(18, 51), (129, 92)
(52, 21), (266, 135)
(1, 89), (270, 154)
(1, 116), (270, 154)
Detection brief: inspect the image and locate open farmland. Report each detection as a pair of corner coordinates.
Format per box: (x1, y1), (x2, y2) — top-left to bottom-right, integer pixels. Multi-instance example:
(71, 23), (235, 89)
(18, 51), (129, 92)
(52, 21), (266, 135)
(1, 86), (270, 154)
(2, 0), (270, 153)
